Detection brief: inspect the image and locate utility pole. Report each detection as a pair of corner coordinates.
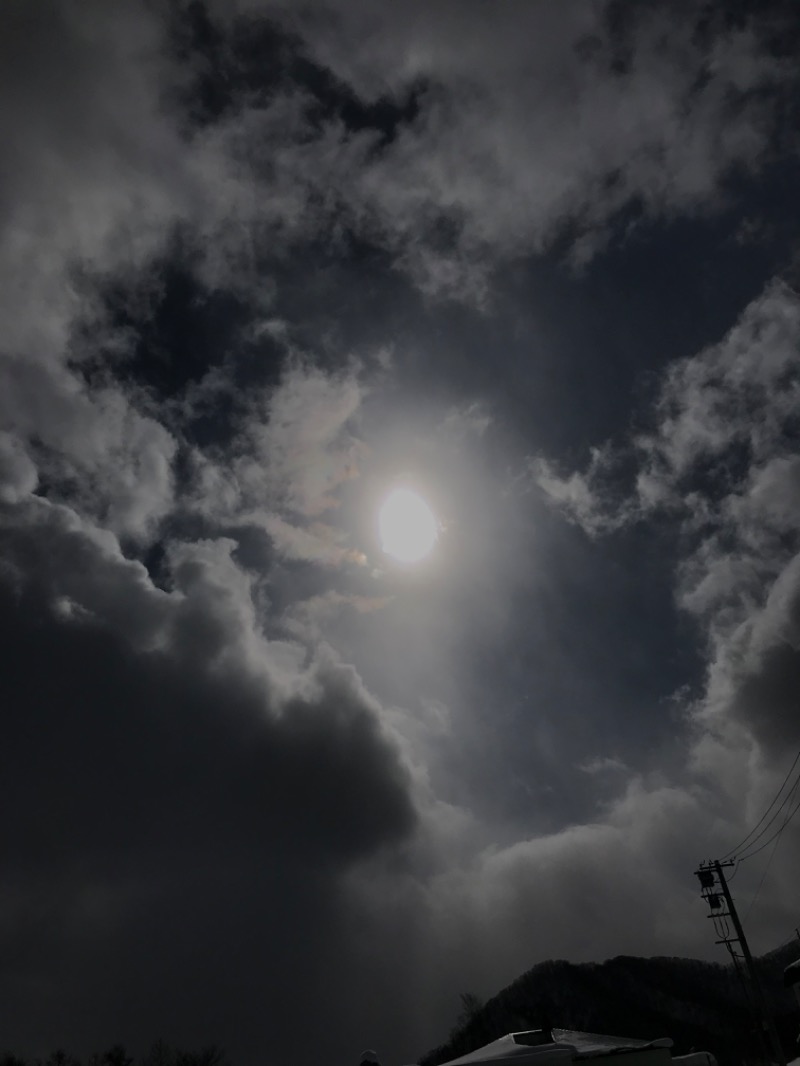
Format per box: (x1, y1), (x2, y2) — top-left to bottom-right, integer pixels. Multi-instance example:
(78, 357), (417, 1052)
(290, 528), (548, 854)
(694, 860), (786, 1066)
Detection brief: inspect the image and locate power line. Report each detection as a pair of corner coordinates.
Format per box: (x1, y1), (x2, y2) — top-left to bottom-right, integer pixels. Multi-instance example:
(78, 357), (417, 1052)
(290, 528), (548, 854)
(738, 779), (800, 864)
(725, 746), (800, 861)
(694, 860), (786, 1066)
(726, 943), (756, 1023)
(743, 826), (783, 925)
(738, 763), (800, 861)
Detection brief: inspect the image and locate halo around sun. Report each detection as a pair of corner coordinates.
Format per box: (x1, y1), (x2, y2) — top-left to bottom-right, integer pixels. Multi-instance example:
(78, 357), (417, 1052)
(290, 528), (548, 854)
(379, 488), (439, 563)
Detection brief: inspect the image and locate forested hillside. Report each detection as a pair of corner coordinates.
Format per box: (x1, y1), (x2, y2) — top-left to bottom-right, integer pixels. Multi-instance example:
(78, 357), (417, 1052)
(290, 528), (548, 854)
(421, 943), (800, 1066)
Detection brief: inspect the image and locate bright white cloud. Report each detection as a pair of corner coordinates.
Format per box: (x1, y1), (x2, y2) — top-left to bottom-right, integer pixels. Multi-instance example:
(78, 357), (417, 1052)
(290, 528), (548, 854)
(535, 279), (800, 886)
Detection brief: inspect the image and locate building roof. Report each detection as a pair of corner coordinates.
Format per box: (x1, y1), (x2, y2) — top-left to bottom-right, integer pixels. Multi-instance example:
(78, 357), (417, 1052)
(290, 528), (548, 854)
(437, 1030), (673, 1066)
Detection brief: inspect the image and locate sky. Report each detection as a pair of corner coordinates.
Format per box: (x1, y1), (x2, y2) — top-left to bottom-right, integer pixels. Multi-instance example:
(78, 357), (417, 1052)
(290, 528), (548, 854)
(1, 1), (800, 1064)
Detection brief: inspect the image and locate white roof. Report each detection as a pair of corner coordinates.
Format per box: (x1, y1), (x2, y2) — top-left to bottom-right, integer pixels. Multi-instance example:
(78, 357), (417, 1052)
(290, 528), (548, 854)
(437, 1030), (673, 1066)
(436, 1034), (572, 1065)
(553, 1030), (673, 1055)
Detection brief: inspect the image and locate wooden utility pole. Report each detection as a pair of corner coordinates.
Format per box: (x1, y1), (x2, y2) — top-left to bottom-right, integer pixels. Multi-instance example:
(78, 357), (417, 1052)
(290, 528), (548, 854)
(695, 860), (786, 1066)
(714, 861), (786, 1066)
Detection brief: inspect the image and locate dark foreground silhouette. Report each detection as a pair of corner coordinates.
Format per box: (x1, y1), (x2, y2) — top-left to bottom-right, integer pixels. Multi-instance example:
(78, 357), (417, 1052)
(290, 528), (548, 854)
(2, 946), (798, 1066)
(420, 942), (800, 1066)
(0, 1042), (224, 1066)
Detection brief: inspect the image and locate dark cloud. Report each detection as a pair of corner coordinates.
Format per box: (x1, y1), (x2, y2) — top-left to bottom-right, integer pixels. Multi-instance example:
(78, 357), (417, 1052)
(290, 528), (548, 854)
(0, 499), (416, 862)
(223, 0), (798, 294)
(0, 496), (416, 1063)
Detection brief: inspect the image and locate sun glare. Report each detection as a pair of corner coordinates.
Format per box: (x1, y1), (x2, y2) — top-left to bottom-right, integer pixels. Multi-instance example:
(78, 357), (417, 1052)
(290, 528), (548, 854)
(379, 488), (439, 563)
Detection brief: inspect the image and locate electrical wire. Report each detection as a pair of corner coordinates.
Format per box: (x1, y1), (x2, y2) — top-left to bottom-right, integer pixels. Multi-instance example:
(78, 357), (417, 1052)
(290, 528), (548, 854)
(721, 747), (800, 858)
(731, 762), (800, 860)
(738, 772), (800, 863)
(711, 912), (734, 944)
(738, 797), (800, 861)
(728, 944), (754, 1015)
(734, 773), (800, 929)
(743, 828), (783, 925)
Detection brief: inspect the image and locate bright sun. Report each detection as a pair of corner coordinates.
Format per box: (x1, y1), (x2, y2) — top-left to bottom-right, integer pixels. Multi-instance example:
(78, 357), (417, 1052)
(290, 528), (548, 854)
(379, 488), (439, 563)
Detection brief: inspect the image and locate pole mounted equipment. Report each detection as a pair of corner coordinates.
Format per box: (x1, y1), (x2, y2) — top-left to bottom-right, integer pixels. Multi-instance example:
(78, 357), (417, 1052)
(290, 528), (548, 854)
(694, 860), (786, 1066)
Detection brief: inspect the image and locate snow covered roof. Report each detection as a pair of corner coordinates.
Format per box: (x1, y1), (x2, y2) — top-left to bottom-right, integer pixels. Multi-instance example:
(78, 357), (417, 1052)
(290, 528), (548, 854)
(435, 1033), (572, 1065)
(553, 1031), (673, 1056)
(436, 1030), (673, 1066)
